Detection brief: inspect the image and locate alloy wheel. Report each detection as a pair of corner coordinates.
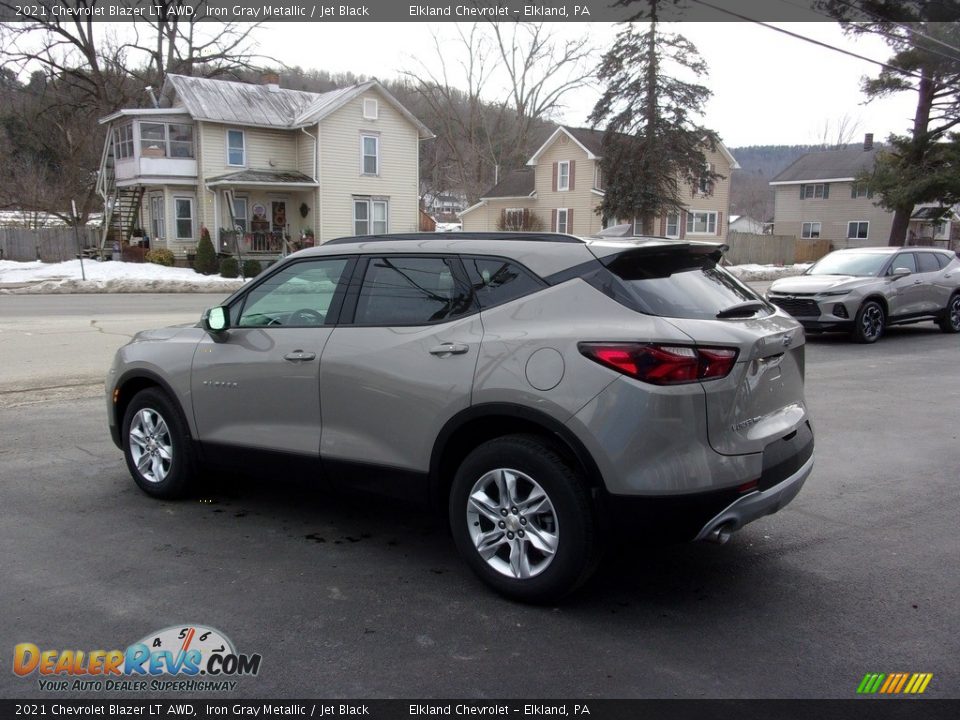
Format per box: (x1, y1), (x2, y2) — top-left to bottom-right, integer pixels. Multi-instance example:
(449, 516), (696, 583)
(861, 304), (883, 341)
(128, 408), (173, 484)
(466, 468), (559, 580)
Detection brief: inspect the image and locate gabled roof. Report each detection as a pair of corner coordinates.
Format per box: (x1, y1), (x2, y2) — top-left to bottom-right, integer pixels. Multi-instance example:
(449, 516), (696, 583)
(770, 147), (880, 184)
(146, 74), (432, 138)
(526, 125), (740, 169)
(481, 168), (536, 199)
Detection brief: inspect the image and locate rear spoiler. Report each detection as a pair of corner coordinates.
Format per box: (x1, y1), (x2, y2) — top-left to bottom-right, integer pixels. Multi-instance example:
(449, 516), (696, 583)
(587, 241), (729, 267)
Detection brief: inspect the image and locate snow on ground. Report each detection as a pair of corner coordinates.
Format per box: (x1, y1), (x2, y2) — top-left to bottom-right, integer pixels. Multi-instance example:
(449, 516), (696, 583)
(0, 258), (811, 294)
(0, 259), (246, 294)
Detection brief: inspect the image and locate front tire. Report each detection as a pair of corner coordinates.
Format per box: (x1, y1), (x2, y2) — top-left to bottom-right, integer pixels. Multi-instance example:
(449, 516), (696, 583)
(938, 293), (960, 333)
(449, 434), (600, 603)
(122, 388), (197, 499)
(853, 300), (885, 343)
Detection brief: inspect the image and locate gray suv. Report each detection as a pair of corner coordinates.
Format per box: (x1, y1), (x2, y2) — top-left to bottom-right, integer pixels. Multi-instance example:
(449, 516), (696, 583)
(106, 233), (814, 601)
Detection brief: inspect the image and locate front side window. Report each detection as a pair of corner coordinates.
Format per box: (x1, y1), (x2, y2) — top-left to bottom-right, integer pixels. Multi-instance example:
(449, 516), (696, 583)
(227, 129), (245, 166)
(888, 253), (917, 274)
(354, 256), (472, 325)
(687, 211), (717, 234)
(557, 161), (570, 191)
(150, 195), (165, 239)
(174, 198), (194, 240)
(361, 135), (379, 175)
(239, 258), (349, 327)
(847, 221), (869, 239)
(801, 221), (821, 239)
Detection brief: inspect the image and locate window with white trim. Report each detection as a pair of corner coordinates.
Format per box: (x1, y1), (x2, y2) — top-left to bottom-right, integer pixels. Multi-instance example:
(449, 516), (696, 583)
(232, 197), (248, 233)
(227, 129), (245, 166)
(665, 212), (680, 238)
(361, 134), (379, 175)
(686, 211), (717, 234)
(114, 124), (134, 160)
(363, 98), (378, 120)
(504, 208), (526, 229)
(851, 183), (870, 199)
(354, 198), (388, 235)
(847, 221), (869, 239)
(150, 194), (165, 239)
(801, 183), (828, 199)
(801, 221), (821, 239)
(138, 122), (194, 159)
(556, 208), (569, 233)
(557, 161), (570, 191)
(174, 197), (194, 240)
(698, 163), (713, 195)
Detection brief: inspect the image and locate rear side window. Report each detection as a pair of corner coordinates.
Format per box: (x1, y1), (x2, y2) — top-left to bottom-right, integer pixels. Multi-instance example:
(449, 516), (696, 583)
(934, 252), (954, 269)
(916, 253), (940, 273)
(353, 256), (473, 325)
(463, 256), (545, 309)
(605, 251), (767, 320)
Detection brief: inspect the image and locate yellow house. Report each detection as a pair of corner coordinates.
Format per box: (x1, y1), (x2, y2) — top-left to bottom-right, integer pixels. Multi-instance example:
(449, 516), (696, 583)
(460, 126), (738, 240)
(97, 73), (433, 261)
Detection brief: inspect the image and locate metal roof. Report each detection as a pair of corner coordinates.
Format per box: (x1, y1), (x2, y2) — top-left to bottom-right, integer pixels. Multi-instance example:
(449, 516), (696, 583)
(205, 169), (318, 186)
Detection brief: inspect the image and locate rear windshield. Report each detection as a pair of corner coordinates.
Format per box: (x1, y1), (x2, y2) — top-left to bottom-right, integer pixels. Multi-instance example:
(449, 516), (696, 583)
(606, 251), (769, 320)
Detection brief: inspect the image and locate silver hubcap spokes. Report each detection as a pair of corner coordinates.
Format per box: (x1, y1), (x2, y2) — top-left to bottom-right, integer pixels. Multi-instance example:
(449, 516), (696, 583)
(862, 305), (883, 339)
(129, 409), (173, 484)
(950, 298), (960, 330)
(467, 468), (559, 580)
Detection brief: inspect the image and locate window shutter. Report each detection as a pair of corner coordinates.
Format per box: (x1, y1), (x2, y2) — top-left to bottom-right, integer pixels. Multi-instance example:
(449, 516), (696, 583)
(716, 211), (723, 236)
(522, 208), (529, 227)
(679, 212), (686, 239)
(500, 209), (506, 227)
(551, 208), (557, 231)
(569, 161), (576, 191)
(567, 209), (574, 233)
(823, 184), (830, 199)
(800, 185), (805, 199)
(659, 216), (666, 235)
(552, 163), (558, 192)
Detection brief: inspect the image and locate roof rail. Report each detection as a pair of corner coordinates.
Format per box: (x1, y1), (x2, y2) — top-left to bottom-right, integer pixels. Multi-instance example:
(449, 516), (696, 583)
(325, 232), (586, 246)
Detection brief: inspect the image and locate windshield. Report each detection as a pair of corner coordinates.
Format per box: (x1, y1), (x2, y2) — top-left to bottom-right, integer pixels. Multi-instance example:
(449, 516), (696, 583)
(807, 252), (889, 276)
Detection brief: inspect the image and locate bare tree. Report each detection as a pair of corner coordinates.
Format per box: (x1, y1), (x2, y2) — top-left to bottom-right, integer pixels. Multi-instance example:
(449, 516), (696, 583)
(811, 113), (863, 149)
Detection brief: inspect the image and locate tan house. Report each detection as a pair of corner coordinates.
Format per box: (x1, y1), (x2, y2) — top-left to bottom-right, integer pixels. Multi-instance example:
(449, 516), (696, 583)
(770, 136), (895, 249)
(460, 126), (739, 241)
(96, 73), (432, 261)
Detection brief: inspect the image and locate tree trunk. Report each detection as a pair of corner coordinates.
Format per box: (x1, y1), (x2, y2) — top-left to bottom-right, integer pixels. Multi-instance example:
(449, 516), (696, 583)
(889, 65), (934, 246)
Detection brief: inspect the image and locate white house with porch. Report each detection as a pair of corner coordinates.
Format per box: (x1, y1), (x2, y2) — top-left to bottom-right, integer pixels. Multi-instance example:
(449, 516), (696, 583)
(96, 72), (432, 262)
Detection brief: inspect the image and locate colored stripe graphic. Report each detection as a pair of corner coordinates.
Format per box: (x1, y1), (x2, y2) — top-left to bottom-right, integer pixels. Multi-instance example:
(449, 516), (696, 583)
(857, 673), (932, 694)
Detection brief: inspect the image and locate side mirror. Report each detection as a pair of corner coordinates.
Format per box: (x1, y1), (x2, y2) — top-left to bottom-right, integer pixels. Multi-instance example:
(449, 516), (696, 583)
(202, 306), (230, 337)
(890, 267), (912, 279)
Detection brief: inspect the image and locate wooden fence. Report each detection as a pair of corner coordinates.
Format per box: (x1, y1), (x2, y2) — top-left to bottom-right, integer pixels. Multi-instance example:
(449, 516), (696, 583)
(0, 227), (100, 263)
(724, 232), (831, 266)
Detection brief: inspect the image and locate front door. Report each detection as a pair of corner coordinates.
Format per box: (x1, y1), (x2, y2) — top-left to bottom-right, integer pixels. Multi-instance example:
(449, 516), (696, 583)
(191, 257), (353, 456)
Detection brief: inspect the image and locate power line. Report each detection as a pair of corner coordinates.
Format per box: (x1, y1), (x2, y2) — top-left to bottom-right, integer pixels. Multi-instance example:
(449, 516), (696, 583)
(825, 0), (960, 59)
(687, 0), (923, 78)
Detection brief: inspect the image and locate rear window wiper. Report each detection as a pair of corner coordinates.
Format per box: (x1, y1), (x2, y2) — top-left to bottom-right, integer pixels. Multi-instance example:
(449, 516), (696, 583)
(716, 301), (766, 319)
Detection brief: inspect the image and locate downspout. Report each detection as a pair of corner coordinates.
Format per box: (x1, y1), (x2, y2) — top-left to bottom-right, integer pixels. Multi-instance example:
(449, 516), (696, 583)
(301, 125), (319, 241)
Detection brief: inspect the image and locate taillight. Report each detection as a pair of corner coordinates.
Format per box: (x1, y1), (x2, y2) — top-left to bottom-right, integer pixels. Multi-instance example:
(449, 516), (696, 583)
(578, 343), (738, 385)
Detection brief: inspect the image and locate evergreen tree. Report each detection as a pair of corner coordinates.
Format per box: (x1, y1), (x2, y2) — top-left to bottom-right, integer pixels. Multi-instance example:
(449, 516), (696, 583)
(194, 228), (218, 276)
(825, 2), (960, 244)
(589, 1), (719, 233)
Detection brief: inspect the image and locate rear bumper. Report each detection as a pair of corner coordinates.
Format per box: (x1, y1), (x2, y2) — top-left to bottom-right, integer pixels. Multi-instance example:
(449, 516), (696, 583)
(694, 454), (814, 541)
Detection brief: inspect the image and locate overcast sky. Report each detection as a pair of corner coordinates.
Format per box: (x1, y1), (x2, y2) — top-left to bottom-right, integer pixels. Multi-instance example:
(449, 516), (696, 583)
(259, 21), (918, 149)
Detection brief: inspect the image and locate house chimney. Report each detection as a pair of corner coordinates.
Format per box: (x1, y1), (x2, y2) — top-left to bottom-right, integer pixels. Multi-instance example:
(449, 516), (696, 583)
(864, 133), (874, 151)
(260, 71), (280, 91)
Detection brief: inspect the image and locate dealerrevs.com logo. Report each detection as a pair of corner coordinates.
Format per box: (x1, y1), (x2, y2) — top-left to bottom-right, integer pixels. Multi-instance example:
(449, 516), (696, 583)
(13, 625), (262, 692)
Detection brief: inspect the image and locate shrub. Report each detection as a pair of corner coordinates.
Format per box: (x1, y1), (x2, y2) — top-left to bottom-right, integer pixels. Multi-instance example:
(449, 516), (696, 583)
(145, 248), (175, 267)
(219, 256), (239, 278)
(242, 259), (262, 278)
(194, 227), (218, 275)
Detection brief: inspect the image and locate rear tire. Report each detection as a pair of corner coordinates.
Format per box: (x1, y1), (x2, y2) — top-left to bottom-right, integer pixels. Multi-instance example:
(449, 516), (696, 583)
(852, 300), (885, 343)
(449, 434), (600, 603)
(122, 388), (197, 499)
(938, 293), (960, 333)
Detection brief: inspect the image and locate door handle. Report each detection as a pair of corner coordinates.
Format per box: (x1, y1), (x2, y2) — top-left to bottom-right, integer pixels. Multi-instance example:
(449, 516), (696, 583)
(284, 350), (316, 362)
(429, 343), (469, 356)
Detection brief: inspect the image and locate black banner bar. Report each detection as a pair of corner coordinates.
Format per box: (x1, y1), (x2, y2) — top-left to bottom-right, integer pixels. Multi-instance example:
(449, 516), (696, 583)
(3, 699), (960, 720)
(0, 0), (934, 23)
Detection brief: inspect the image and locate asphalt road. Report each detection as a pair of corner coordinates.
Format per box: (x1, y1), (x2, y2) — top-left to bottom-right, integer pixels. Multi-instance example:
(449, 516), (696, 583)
(1, 296), (958, 700)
